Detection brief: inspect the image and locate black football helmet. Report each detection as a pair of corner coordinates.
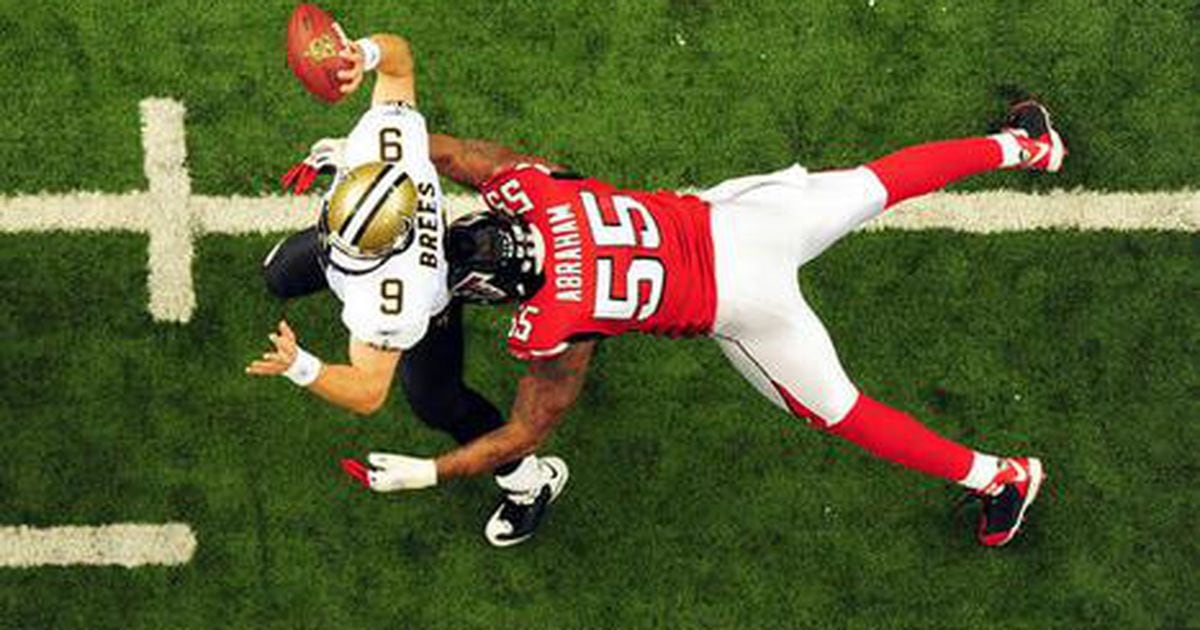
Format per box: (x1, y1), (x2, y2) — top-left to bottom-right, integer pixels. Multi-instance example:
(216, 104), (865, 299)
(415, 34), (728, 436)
(446, 212), (544, 304)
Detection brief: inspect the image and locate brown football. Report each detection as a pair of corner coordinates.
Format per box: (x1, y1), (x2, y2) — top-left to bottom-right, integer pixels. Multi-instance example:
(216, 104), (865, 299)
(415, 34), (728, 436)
(286, 4), (350, 103)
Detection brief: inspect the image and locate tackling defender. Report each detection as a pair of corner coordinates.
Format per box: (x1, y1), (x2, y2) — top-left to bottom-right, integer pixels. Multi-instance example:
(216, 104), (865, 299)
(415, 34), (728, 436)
(345, 101), (1064, 546)
(247, 27), (566, 547)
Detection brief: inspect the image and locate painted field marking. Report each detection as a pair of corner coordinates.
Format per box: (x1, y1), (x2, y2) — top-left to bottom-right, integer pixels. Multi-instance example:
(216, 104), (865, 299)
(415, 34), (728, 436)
(0, 98), (1196, 323)
(0, 523), (197, 568)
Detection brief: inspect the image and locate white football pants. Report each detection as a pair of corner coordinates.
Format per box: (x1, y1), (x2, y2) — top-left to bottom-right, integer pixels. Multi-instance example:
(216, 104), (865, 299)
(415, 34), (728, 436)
(702, 164), (889, 426)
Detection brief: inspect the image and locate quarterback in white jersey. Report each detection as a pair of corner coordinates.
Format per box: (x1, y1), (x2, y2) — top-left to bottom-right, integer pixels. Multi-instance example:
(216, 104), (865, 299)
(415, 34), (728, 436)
(248, 28), (567, 547)
(323, 100), (451, 352)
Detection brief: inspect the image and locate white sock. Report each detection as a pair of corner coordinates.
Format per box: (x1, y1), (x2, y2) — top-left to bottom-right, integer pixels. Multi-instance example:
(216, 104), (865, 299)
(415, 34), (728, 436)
(991, 133), (1024, 168)
(494, 456), (543, 494)
(960, 452), (1003, 492)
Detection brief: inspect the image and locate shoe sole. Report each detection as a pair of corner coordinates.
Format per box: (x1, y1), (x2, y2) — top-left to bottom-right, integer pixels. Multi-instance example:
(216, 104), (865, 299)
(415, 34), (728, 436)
(484, 457), (570, 548)
(988, 457), (1045, 547)
(1035, 103), (1066, 172)
(1046, 127), (1065, 172)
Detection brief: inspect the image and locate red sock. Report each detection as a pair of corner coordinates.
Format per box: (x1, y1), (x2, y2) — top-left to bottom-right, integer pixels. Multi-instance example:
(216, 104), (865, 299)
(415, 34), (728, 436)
(827, 394), (973, 483)
(866, 137), (1006, 209)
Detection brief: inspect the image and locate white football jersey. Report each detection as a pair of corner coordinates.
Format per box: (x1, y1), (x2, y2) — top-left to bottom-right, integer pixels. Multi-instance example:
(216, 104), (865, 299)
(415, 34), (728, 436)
(324, 103), (450, 350)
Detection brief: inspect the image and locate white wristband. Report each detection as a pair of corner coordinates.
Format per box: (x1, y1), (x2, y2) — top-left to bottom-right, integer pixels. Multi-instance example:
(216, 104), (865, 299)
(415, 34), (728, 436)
(283, 346), (322, 387)
(356, 38), (381, 72)
(409, 458), (438, 489)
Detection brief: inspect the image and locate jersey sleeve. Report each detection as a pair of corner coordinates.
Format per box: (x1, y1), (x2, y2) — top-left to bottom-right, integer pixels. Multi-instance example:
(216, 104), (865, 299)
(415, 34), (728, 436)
(506, 299), (574, 361)
(479, 165), (558, 217)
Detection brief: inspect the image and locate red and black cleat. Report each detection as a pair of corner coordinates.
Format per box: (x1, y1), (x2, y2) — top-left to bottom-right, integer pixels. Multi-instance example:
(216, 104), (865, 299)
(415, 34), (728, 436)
(1002, 101), (1067, 172)
(975, 456), (1046, 547)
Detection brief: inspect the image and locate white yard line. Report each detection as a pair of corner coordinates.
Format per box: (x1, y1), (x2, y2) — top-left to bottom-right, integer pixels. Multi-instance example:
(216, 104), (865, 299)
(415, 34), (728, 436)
(0, 523), (197, 568)
(0, 98), (1196, 322)
(141, 98), (196, 323)
(868, 189), (1199, 233)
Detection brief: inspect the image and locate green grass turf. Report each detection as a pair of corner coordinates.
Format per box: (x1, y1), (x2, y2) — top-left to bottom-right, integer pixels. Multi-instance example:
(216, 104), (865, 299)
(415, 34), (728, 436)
(0, 0), (1197, 196)
(1, 0), (1198, 628)
(0, 232), (1196, 629)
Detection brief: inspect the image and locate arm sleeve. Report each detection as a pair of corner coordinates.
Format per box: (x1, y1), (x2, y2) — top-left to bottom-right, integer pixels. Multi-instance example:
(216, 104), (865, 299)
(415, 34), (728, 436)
(506, 300), (574, 361)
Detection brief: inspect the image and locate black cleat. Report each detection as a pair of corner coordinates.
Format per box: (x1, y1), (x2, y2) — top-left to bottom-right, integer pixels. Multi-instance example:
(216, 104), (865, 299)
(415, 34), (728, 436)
(484, 456), (569, 547)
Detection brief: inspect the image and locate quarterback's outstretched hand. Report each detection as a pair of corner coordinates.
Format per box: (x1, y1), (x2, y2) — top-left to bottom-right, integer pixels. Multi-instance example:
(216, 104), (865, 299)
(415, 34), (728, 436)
(280, 137), (347, 195)
(335, 39), (365, 96)
(245, 320), (300, 376)
(342, 453), (437, 491)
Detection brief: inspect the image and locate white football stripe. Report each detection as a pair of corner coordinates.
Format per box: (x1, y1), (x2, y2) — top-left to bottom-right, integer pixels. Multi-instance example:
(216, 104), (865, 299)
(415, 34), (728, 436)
(340, 165), (407, 244)
(0, 98), (1196, 324)
(0, 523), (197, 568)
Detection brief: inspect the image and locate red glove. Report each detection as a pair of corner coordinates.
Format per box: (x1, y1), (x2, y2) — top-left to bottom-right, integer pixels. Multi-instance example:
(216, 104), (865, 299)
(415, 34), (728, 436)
(280, 161), (320, 194)
(280, 137), (347, 195)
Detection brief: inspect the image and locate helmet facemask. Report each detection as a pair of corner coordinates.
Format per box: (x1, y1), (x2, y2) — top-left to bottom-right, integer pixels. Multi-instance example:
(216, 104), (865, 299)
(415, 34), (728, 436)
(446, 212), (544, 304)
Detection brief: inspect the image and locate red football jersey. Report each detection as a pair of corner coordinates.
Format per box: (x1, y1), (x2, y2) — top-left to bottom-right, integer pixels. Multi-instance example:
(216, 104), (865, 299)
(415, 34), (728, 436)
(479, 165), (718, 360)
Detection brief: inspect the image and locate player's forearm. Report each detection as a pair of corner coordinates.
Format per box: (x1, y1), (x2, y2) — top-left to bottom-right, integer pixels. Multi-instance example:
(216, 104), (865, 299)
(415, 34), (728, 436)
(435, 422), (542, 479)
(435, 346), (593, 479)
(307, 363), (388, 415)
(429, 134), (525, 189)
(367, 33), (414, 80)
(357, 32), (418, 106)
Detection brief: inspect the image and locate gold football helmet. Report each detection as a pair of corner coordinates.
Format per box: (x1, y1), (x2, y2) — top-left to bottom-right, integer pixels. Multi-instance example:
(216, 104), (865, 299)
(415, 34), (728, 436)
(318, 162), (418, 273)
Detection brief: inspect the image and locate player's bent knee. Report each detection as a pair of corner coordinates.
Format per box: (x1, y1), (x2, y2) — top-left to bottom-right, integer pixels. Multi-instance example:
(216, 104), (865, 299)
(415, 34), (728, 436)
(817, 390), (860, 429)
(259, 231), (328, 299)
(773, 381), (859, 429)
(261, 239), (291, 299)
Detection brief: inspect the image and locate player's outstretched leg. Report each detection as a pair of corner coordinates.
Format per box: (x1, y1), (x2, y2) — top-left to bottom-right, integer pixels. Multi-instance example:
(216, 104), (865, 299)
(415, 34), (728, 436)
(826, 394), (1045, 547)
(865, 100), (1067, 209)
(715, 290), (1046, 547)
(754, 101), (1069, 269)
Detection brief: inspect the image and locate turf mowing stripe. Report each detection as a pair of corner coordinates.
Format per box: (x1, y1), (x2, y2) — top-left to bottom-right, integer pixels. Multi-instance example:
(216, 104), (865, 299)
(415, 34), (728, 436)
(0, 523), (197, 568)
(0, 98), (1196, 324)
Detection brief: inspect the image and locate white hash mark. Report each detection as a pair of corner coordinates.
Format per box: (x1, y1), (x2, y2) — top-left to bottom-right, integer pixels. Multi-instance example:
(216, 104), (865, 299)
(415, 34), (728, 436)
(0, 523), (197, 568)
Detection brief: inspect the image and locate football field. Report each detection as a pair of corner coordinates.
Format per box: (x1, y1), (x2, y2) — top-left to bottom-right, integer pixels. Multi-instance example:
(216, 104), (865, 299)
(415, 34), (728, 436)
(1, 1), (1197, 629)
